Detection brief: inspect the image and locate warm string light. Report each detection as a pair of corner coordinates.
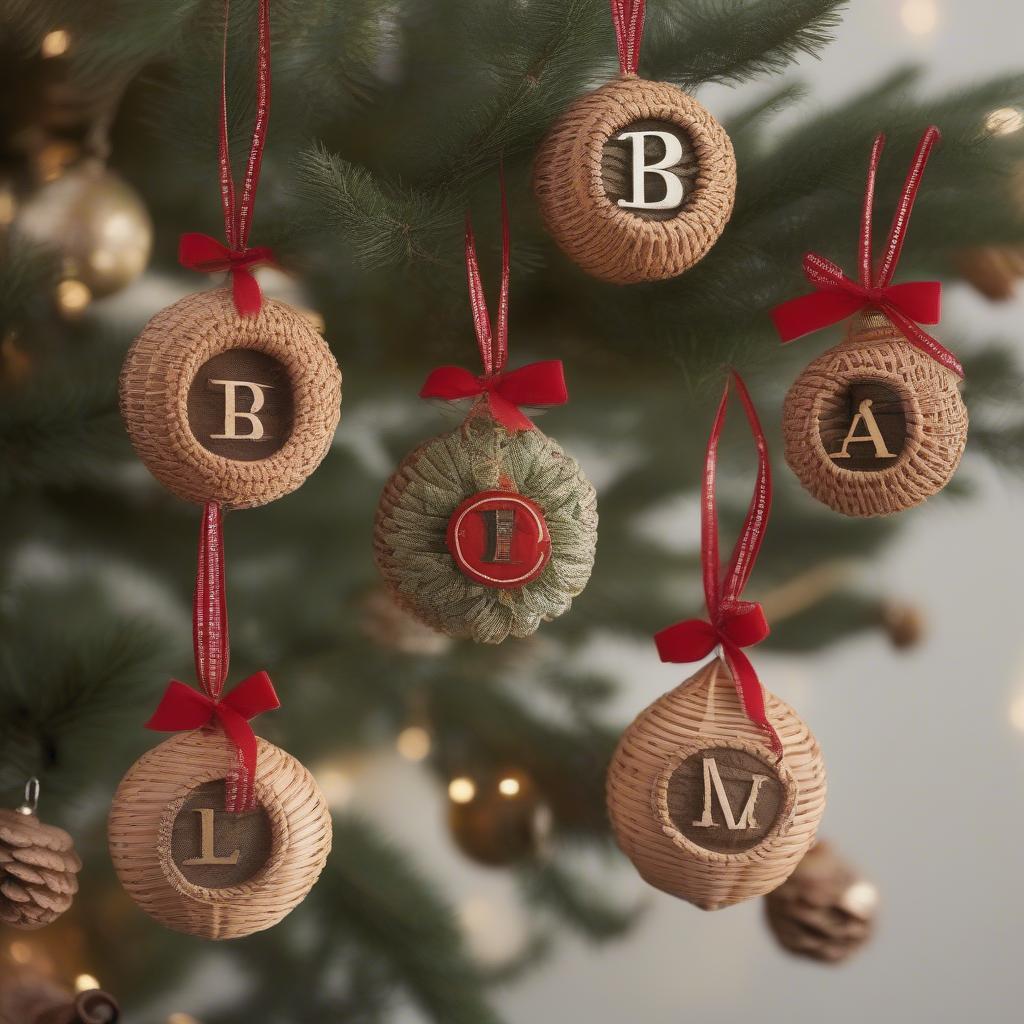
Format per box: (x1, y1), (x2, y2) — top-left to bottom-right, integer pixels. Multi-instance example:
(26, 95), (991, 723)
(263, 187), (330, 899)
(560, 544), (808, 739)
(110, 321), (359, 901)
(313, 765), (354, 810)
(0, 185), (16, 227)
(167, 1015), (203, 1024)
(56, 279), (92, 317)
(40, 29), (71, 58)
(497, 777), (520, 798)
(900, 0), (938, 35)
(8, 940), (33, 964)
(74, 973), (101, 993)
(1009, 693), (1024, 733)
(396, 725), (431, 762)
(448, 777), (476, 804)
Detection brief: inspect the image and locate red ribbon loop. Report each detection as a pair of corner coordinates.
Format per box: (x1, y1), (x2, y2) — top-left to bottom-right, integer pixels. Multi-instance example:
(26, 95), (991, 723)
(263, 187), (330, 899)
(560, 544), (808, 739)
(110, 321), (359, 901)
(183, 0), (273, 318)
(419, 360), (568, 431)
(146, 502), (277, 813)
(770, 126), (964, 379)
(610, 0), (646, 76)
(655, 373), (783, 761)
(425, 164), (568, 431)
(178, 234), (274, 319)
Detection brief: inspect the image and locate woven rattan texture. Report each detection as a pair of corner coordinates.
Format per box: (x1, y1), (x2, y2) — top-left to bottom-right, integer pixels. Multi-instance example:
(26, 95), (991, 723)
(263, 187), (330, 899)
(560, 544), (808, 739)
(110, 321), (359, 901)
(606, 657), (826, 910)
(108, 730), (331, 940)
(783, 312), (968, 516)
(120, 288), (341, 509)
(373, 401), (598, 644)
(533, 76), (736, 284)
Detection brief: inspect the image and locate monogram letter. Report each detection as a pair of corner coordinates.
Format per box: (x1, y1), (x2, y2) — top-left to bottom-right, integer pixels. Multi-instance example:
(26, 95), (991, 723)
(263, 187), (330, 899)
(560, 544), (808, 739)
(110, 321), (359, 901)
(829, 398), (896, 460)
(692, 757), (769, 831)
(615, 130), (685, 211)
(182, 808), (241, 865)
(478, 508), (516, 563)
(209, 379), (272, 440)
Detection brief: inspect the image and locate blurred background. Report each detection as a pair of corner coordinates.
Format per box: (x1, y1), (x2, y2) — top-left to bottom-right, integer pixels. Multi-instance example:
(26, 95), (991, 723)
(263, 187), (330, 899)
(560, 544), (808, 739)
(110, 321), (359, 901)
(0, 1), (1022, 1022)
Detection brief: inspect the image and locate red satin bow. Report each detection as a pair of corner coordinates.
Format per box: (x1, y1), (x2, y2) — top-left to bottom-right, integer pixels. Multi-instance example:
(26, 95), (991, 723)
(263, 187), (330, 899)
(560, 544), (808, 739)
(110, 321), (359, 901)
(146, 672), (280, 812)
(654, 373), (783, 760)
(182, 0), (273, 318)
(419, 361), (568, 432)
(770, 126), (963, 379)
(179, 234), (274, 319)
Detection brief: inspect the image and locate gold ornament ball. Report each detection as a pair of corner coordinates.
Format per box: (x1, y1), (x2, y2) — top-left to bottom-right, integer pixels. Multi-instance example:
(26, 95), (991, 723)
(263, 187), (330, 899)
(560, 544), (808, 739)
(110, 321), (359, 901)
(448, 771), (551, 867)
(765, 840), (879, 963)
(15, 160), (152, 298)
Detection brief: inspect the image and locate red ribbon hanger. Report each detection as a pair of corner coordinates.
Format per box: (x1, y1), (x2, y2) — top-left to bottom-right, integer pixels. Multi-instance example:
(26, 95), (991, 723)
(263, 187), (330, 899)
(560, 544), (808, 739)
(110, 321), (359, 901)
(654, 373), (783, 760)
(770, 126), (963, 379)
(179, 0), (274, 317)
(419, 168), (568, 431)
(610, 0), (646, 76)
(146, 502), (279, 813)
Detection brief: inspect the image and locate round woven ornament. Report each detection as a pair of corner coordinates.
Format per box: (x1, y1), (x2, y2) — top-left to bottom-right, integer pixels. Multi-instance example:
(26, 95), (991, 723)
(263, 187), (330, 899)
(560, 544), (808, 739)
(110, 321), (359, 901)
(119, 287), (341, 509)
(534, 75), (735, 284)
(783, 311), (968, 517)
(607, 657), (826, 911)
(374, 400), (597, 644)
(108, 729), (331, 940)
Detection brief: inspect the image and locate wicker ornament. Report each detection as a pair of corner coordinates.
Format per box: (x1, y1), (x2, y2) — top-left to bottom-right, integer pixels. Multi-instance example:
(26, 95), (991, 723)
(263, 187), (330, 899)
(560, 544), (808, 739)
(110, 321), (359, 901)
(108, 730), (330, 941)
(783, 311), (967, 517)
(0, 783), (81, 931)
(375, 179), (597, 643)
(533, 3), (735, 283)
(765, 840), (878, 962)
(608, 657), (826, 910)
(119, 287), (341, 509)
(608, 375), (826, 910)
(772, 128), (967, 517)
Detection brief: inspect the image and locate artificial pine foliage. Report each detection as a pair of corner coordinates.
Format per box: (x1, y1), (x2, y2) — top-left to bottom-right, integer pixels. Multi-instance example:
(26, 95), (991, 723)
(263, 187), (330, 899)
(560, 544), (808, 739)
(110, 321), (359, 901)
(2, 1), (1024, 1020)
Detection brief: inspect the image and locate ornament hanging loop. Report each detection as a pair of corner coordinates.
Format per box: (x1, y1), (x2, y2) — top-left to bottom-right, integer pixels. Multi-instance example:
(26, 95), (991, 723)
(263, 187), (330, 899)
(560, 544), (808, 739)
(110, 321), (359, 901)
(610, 0), (647, 77)
(17, 777), (40, 816)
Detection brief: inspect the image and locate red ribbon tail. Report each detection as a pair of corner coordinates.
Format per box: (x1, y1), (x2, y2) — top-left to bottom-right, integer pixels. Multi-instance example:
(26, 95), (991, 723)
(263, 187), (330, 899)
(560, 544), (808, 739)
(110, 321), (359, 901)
(145, 681), (215, 732)
(213, 703), (260, 813)
(720, 642), (783, 762)
(653, 619), (718, 664)
(179, 232), (232, 271)
(883, 304), (964, 378)
(231, 267), (263, 318)
(486, 392), (534, 431)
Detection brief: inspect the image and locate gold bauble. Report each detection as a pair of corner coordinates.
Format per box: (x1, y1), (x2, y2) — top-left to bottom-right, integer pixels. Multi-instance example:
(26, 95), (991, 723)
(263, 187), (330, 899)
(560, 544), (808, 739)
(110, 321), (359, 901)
(15, 160), (152, 297)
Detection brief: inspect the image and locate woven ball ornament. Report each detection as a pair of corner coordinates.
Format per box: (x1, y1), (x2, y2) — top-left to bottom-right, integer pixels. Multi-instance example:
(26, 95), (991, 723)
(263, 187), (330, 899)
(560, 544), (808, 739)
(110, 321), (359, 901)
(375, 399), (597, 644)
(607, 375), (825, 910)
(533, 2), (735, 283)
(783, 311), (967, 516)
(120, 287), (341, 509)
(108, 730), (331, 941)
(607, 658), (826, 910)
(772, 127), (966, 517)
(0, 782), (81, 931)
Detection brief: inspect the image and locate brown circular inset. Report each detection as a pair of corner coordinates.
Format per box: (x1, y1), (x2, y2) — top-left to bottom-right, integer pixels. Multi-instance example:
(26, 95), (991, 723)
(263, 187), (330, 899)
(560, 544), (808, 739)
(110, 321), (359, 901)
(606, 657), (826, 911)
(533, 76), (736, 284)
(446, 490), (552, 589)
(817, 379), (906, 472)
(108, 730), (332, 940)
(171, 779), (273, 888)
(783, 311), (968, 517)
(665, 746), (785, 854)
(120, 288), (342, 509)
(186, 350), (295, 462)
(601, 119), (699, 222)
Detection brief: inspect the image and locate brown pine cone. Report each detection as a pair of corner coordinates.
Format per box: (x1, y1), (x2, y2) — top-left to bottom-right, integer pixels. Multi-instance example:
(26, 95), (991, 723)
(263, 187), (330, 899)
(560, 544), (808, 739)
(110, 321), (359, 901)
(0, 809), (81, 930)
(765, 841), (878, 963)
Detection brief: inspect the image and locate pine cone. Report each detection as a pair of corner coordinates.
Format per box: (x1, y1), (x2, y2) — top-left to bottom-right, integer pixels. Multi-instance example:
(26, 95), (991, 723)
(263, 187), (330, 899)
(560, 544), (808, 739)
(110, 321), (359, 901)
(0, 809), (81, 929)
(765, 841), (878, 963)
